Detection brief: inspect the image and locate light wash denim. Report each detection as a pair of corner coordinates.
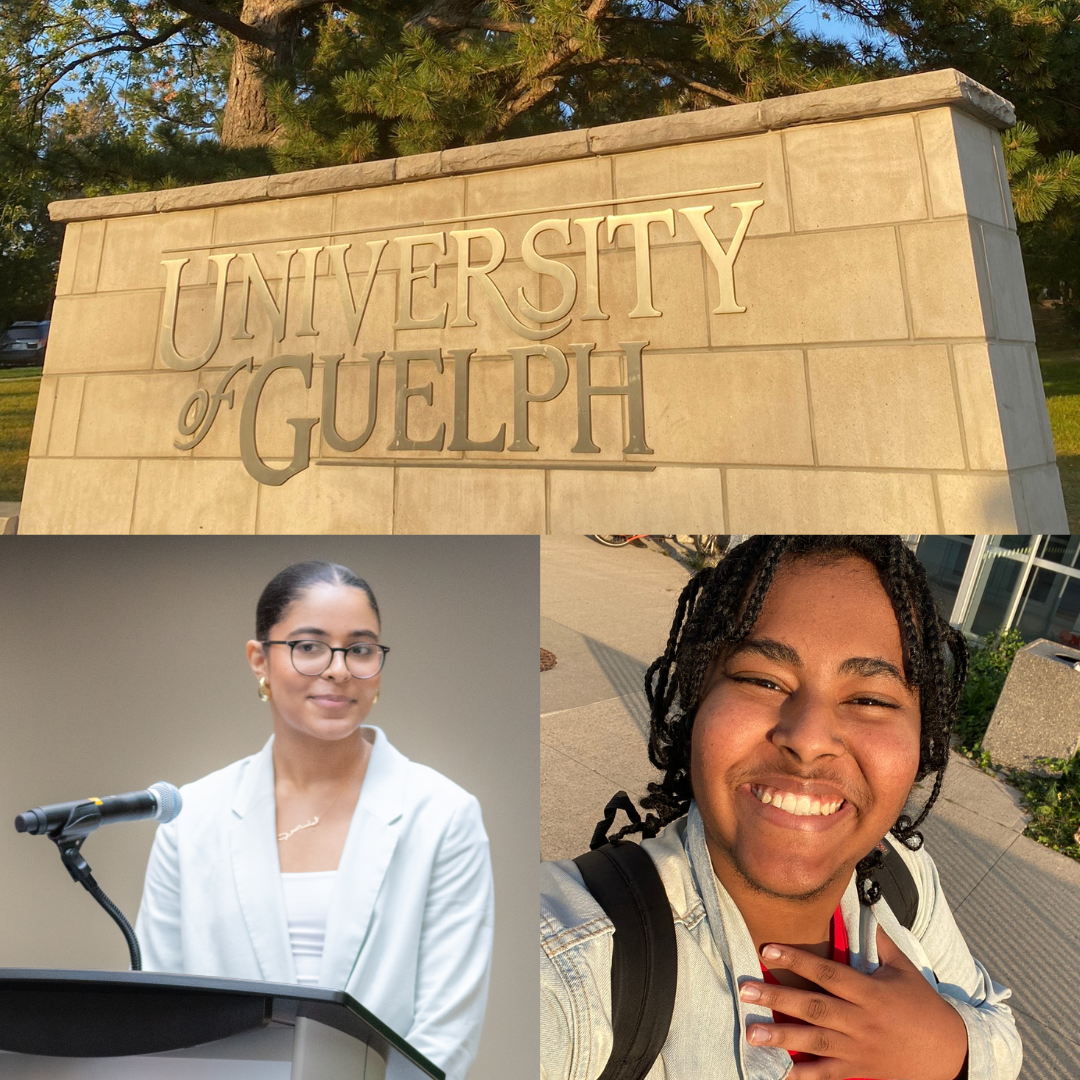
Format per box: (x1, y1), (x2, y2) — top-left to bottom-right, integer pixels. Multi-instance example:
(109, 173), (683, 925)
(541, 803), (1022, 1080)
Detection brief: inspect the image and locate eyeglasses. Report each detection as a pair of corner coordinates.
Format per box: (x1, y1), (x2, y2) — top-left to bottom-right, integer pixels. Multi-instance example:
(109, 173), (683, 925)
(263, 640), (390, 679)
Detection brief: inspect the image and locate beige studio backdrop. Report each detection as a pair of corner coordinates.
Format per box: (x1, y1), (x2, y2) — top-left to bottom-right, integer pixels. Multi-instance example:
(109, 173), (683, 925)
(0, 535), (537, 1080)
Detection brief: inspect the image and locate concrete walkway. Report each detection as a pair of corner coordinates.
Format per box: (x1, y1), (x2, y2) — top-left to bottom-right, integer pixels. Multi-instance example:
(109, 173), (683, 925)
(540, 534), (1080, 1080)
(0, 502), (18, 535)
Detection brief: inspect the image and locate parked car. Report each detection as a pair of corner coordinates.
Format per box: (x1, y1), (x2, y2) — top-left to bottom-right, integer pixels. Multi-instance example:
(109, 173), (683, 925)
(0, 320), (49, 367)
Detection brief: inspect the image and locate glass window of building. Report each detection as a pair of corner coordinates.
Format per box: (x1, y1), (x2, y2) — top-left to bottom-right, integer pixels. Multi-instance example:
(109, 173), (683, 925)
(915, 535), (1080, 648)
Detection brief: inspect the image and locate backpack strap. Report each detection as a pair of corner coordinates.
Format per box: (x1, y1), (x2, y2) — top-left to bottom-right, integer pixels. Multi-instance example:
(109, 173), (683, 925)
(573, 841), (677, 1080)
(873, 838), (919, 931)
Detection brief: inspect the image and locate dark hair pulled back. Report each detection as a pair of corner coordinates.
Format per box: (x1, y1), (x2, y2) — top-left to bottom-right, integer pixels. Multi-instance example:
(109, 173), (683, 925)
(256, 561), (380, 642)
(619, 535), (968, 907)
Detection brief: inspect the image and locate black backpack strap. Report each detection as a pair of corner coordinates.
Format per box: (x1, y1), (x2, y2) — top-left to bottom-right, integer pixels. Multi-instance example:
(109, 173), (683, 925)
(573, 841), (677, 1080)
(587, 791), (644, 852)
(872, 838), (919, 931)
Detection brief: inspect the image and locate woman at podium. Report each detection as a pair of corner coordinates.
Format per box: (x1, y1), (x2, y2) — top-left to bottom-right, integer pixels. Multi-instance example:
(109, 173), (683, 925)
(135, 561), (494, 1080)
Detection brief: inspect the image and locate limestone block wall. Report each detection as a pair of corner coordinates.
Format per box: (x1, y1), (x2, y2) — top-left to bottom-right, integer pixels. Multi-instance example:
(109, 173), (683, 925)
(20, 68), (1068, 534)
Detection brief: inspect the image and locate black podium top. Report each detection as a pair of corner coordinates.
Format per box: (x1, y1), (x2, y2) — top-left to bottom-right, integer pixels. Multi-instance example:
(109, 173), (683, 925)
(0, 968), (444, 1079)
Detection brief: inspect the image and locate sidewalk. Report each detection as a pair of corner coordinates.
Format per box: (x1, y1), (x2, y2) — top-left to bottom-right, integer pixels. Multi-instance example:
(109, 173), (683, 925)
(540, 535), (1080, 1080)
(0, 502), (18, 534)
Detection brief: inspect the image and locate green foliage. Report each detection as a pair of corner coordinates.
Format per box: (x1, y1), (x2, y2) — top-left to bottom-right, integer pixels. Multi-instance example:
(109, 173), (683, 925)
(1010, 752), (1080, 859)
(847, 0), (1080, 147)
(0, 0), (271, 328)
(6, 0), (230, 142)
(1004, 122), (1080, 225)
(954, 628), (1026, 755)
(4, 0), (1080, 328)
(1000, 122), (1080, 311)
(0, 90), (63, 328)
(952, 626), (1080, 861)
(267, 0), (882, 168)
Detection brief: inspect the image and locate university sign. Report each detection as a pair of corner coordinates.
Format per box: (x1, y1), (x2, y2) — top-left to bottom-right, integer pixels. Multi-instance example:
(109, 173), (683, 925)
(21, 69), (1069, 533)
(159, 195), (763, 484)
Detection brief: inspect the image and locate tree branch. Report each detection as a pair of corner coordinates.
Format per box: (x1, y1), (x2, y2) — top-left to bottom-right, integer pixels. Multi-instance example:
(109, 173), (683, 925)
(164, 0), (275, 48)
(276, 0), (346, 15)
(31, 21), (212, 73)
(648, 59), (744, 104)
(24, 19), (199, 115)
(587, 56), (744, 104)
(491, 0), (616, 132)
(405, 1), (500, 36)
(409, 14), (527, 33)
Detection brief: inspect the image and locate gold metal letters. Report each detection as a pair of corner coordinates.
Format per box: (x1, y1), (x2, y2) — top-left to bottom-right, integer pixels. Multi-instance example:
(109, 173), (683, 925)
(238, 353), (318, 485)
(160, 192), (763, 481)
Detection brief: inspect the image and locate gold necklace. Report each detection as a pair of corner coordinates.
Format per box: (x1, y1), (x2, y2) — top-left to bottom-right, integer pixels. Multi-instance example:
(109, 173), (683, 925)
(276, 755), (366, 843)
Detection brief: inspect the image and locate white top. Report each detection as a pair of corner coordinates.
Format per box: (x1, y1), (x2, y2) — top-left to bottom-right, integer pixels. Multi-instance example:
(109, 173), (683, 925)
(135, 727), (494, 1080)
(280, 869), (337, 986)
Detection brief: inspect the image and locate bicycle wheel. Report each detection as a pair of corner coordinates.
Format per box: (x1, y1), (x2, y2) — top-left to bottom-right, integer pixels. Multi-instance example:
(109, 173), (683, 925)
(591, 535), (633, 547)
(693, 535), (728, 558)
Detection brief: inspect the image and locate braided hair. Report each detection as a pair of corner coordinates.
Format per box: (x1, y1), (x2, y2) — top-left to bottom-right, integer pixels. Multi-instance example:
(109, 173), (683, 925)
(620, 536), (968, 906)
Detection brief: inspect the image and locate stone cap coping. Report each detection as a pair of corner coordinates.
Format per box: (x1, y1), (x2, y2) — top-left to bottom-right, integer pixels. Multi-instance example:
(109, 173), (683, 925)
(1021, 637), (1080, 661)
(49, 67), (1013, 223)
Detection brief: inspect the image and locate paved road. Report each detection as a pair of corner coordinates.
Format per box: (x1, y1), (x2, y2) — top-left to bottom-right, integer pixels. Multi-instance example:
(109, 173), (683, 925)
(540, 534), (1080, 1080)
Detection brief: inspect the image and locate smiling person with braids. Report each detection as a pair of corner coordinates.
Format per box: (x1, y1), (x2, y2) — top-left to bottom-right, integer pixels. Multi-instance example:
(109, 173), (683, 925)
(540, 536), (1021, 1080)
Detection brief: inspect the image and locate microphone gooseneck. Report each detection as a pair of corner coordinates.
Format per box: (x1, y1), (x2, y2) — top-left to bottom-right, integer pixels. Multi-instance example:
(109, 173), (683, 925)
(85, 881), (142, 971)
(53, 836), (143, 971)
(13, 782), (183, 972)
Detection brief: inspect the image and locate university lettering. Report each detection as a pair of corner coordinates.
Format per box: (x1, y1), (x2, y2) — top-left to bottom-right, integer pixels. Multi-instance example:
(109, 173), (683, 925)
(160, 197), (763, 483)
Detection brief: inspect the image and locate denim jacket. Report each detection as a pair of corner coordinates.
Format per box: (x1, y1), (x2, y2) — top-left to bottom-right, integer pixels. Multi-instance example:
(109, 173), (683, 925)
(541, 803), (1021, 1080)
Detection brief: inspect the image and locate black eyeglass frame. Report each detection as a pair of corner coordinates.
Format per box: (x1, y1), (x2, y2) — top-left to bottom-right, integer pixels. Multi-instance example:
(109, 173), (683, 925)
(262, 640), (390, 679)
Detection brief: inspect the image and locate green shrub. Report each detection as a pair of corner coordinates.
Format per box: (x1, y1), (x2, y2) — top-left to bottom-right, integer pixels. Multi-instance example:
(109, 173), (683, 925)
(953, 628), (1080, 861)
(1012, 754), (1080, 860)
(954, 628), (1026, 756)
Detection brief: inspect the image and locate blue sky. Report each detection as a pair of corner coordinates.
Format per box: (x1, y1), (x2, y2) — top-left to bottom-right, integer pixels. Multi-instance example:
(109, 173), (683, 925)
(786, 0), (905, 57)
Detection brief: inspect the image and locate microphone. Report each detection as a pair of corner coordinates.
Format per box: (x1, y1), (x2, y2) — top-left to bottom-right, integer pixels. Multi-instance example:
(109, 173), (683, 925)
(13, 783), (181, 972)
(14, 782), (183, 839)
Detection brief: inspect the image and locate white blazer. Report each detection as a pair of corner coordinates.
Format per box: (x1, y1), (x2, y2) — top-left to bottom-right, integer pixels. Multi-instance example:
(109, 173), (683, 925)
(135, 727), (494, 1080)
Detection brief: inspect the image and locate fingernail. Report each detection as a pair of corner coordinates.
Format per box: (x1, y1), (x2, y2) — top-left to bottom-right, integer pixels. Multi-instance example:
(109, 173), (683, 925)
(762, 945), (782, 960)
(747, 1026), (769, 1045)
(739, 982), (761, 1002)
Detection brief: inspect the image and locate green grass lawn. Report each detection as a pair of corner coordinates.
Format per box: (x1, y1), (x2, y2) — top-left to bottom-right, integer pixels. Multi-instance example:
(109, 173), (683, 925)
(1035, 306), (1080, 532)
(0, 367), (42, 502)
(1040, 351), (1080, 533)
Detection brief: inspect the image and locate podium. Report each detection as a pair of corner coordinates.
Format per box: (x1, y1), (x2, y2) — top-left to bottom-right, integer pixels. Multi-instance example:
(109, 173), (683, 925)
(0, 969), (444, 1080)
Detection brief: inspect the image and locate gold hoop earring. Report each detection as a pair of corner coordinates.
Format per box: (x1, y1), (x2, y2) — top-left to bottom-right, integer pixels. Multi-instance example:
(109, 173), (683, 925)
(373, 690), (380, 704)
(258, 677), (271, 703)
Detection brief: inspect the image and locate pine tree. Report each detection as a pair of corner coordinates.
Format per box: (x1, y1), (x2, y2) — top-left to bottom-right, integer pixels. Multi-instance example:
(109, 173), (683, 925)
(7, 0), (1080, 320)
(833, 0), (1080, 307)
(267, 1), (880, 169)
(1004, 122), (1080, 304)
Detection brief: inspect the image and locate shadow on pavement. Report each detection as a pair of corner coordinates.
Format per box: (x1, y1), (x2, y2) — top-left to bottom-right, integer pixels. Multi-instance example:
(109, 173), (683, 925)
(917, 806), (1080, 1078)
(583, 635), (652, 737)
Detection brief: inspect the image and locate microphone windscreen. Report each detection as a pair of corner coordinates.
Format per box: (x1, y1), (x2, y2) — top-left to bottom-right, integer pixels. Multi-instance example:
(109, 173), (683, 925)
(148, 782), (183, 824)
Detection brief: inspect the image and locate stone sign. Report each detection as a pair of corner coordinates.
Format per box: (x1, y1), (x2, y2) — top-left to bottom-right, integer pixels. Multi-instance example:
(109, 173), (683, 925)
(982, 638), (1080, 773)
(20, 68), (1068, 533)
